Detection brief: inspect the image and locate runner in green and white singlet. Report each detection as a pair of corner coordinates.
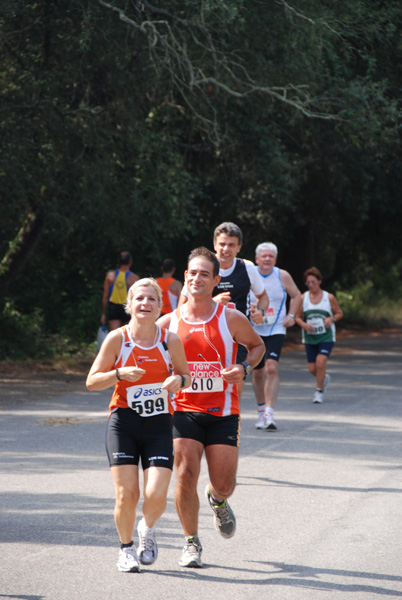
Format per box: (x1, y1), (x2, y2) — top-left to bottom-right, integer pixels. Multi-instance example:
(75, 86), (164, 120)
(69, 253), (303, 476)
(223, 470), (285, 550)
(296, 267), (343, 404)
(301, 289), (336, 345)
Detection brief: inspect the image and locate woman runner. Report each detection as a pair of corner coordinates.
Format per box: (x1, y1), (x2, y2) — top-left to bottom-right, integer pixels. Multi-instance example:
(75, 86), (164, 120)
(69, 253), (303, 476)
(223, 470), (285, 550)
(87, 278), (190, 572)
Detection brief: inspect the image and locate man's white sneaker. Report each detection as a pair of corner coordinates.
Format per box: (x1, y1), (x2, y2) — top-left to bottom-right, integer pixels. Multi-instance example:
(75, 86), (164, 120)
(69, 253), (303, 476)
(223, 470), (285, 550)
(179, 535), (203, 568)
(137, 517), (158, 565)
(323, 374), (331, 392)
(117, 545), (141, 572)
(255, 412), (265, 429)
(263, 415), (277, 430)
(313, 391), (324, 404)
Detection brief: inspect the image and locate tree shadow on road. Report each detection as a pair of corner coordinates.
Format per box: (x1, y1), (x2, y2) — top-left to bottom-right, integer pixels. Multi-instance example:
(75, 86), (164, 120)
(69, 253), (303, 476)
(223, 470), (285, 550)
(151, 560), (402, 596)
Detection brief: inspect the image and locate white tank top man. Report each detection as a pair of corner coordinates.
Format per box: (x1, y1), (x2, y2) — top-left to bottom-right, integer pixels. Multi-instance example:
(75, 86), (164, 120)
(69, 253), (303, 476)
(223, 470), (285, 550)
(249, 242), (302, 430)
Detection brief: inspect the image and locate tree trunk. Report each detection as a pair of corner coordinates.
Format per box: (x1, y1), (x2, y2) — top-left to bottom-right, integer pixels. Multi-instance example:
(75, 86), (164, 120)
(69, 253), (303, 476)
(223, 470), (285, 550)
(0, 211), (45, 296)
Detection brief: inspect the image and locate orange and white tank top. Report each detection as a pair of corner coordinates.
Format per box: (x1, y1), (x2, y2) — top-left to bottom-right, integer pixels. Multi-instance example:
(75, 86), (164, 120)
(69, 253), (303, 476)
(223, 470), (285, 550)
(169, 303), (239, 416)
(156, 277), (179, 314)
(109, 326), (173, 416)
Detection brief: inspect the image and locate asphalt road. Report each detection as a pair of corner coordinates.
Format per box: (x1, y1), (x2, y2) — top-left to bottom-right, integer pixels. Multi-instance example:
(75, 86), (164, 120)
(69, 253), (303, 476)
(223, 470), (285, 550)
(1, 331), (401, 600)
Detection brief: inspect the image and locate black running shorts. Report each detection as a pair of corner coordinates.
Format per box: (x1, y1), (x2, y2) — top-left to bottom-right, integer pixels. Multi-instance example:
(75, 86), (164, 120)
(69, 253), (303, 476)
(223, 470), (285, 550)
(107, 302), (130, 324)
(106, 408), (174, 470)
(173, 412), (240, 448)
(254, 334), (285, 369)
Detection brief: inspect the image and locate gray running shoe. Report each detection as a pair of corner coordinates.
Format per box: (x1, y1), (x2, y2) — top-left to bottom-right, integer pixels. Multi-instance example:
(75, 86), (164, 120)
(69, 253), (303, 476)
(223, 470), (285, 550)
(205, 485), (236, 539)
(323, 374), (331, 392)
(179, 535), (203, 568)
(137, 517), (158, 565)
(117, 545), (141, 572)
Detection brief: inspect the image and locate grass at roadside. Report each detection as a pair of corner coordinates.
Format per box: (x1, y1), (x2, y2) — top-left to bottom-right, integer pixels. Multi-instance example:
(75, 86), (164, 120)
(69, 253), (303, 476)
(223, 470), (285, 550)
(337, 291), (402, 329)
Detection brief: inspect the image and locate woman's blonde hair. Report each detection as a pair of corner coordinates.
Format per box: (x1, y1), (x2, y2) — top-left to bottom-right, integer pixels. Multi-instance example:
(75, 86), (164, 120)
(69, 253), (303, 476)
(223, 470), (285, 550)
(125, 278), (162, 315)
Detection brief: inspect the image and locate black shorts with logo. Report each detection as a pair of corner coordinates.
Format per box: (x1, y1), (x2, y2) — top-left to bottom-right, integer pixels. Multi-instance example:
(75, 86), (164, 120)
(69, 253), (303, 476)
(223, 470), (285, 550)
(173, 411), (240, 448)
(254, 334), (285, 369)
(106, 408), (174, 470)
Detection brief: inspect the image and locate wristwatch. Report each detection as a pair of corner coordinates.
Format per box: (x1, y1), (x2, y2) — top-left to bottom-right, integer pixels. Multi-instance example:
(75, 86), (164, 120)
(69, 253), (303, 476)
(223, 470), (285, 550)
(241, 362), (252, 379)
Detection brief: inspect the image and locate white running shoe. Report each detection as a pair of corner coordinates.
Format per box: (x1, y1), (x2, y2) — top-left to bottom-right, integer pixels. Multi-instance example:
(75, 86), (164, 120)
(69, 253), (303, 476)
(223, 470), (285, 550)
(313, 391), (324, 404)
(263, 414), (277, 430)
(137, 518), (158, 565)
(117, 545), (141, 572)
(179, 535), (203, 568)
(255, 412), (265, 429)
(205, 485), (236, 539)
(323, 374), (331, 392)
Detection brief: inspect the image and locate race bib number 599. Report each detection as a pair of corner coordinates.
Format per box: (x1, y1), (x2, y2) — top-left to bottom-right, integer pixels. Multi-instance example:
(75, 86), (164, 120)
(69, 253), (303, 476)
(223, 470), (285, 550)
(127, 383), (168, 416)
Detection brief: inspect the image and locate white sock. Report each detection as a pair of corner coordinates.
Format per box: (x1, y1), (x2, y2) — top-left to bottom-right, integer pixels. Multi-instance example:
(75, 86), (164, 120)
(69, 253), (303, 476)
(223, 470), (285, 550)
(140, 518), (154, 532)
(265, 407), (274, 418)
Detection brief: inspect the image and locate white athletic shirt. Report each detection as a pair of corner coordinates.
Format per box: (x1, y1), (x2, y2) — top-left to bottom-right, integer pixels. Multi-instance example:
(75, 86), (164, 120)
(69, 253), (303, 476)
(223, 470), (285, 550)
(250, 267), (287, 336)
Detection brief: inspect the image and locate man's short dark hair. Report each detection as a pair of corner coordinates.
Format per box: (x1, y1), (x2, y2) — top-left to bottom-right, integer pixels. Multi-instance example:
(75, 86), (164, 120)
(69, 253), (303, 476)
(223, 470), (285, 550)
(119, 251), (132, 266)
(161, 258), (176, 273)
(213, 222), (243, 245)
(187, 247), (220, 277)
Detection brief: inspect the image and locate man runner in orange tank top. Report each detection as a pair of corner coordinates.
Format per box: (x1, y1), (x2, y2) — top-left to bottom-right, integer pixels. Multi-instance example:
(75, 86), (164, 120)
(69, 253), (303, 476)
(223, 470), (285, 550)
(156, 258), (182, 316)
(158, 247), (264, 568)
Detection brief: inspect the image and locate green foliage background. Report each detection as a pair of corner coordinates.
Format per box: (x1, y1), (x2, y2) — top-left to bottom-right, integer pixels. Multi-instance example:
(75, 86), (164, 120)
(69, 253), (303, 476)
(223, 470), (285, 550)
(1, 0), (402, 358)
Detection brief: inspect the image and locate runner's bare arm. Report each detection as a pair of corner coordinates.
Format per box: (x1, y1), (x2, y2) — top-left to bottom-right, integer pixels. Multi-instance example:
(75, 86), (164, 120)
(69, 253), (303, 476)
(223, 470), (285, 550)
(86, 330), (145, 391)
(222, 310), (265, 384)
(294, 293), (314, 332)
(161, 333), (191, 392)
(255, 289), (269, 311)
(127, 272), (140, 287)
(249, 290), (268, 324)
(325, 294), (343, 327)
(101, 271), (114, 324)
(281, 270), (302, 327)
(156, 313), (172, 328)
(177, 293), (188, 308)
(170, 279), (183, 297)
(212, 291), (232, 305)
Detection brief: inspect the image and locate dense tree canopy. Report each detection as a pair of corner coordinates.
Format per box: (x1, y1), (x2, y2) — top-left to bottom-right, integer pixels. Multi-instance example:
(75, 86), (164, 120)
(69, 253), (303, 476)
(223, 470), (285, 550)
(1, 0), (401, 352)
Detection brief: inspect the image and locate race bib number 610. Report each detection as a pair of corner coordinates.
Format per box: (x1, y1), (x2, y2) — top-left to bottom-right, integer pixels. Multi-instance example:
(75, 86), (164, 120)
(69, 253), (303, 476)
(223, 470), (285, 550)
(187, 361), (223, 393)
(126, 383), (168, 416)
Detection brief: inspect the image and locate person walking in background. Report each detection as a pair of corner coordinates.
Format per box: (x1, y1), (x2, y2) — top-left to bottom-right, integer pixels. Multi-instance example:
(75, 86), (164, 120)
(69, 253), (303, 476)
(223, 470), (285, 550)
(295, 266), (343, 403)
(178, 222), (268, 399)
(87, 278), (191, 573)
(101, 250), (139, 331)
(156, 258), (183, 316)
(158, 247), (264, 568)
(250, 242), (301, 430)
